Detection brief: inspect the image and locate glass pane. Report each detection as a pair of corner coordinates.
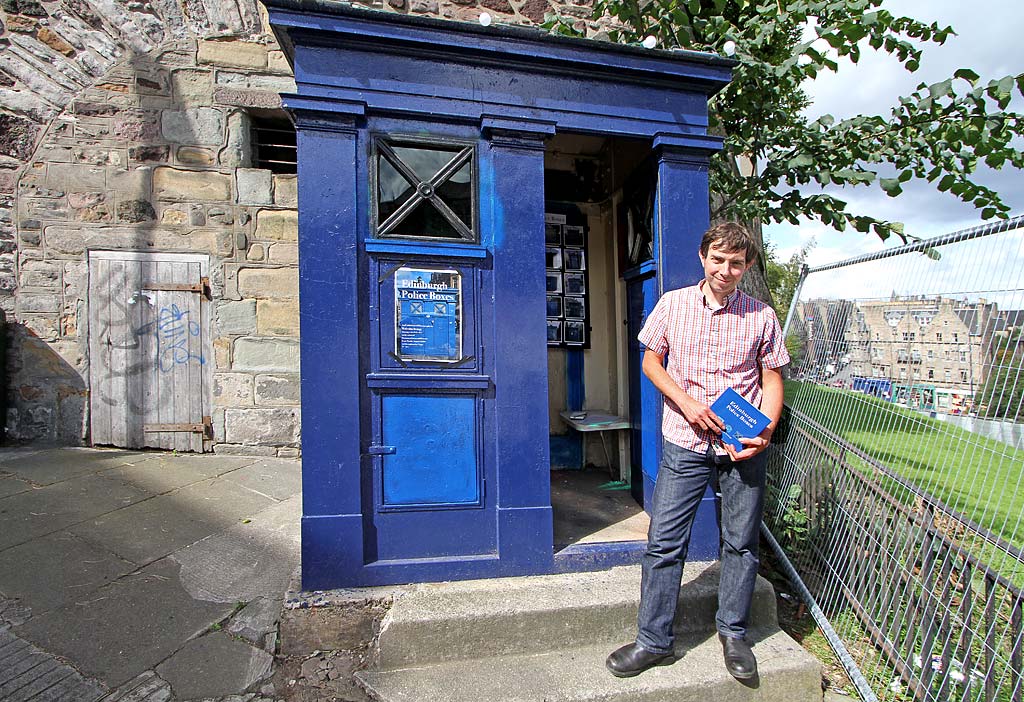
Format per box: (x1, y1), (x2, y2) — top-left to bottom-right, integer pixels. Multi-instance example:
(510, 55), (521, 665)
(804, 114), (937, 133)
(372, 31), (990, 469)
(392, 145), (462, 182)
(378, 156), (415, 224)
(389, 200), (462, 239)
(434, 161), (472, 230)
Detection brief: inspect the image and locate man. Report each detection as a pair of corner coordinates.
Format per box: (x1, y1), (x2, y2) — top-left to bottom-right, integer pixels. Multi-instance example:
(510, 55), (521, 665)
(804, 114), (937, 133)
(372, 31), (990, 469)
(606, 222), (789, 680)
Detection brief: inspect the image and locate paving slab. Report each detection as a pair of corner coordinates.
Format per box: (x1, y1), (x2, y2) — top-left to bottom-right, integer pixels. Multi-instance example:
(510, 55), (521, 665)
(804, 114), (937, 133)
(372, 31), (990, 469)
(0, 474), (154, 551)
(222, 458), (302, 501)
(13, 558), (234, 688)
(174, 495), (301, 604)
(226, 596), (283, 645)
(69, 492), (230, 567)
(0, 448), (155, 486)
(0, 474), (32, 499)
(102, 454), (253, 494)
(101, 671), (172, 702)
(0, 531), (135, 615)
(70, 476), (279, 566)
(154, 631), (273, 700)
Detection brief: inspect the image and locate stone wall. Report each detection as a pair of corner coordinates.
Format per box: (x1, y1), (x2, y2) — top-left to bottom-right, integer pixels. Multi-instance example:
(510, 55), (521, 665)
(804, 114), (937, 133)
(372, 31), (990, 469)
(0, 0), (615, 453)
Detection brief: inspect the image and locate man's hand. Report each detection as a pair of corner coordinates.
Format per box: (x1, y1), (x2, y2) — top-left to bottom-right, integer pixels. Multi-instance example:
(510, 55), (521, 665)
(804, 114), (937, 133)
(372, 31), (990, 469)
(723, 425), (773, 462)
(677, 394), (725, 436)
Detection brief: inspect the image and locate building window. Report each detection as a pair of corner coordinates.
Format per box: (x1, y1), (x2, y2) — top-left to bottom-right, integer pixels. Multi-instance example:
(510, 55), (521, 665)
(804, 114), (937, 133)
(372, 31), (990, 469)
(373, 136), (477, 241)
(899, 368), (907, 380)
(936, 333), (942, 342)
(928, 369), (934, 380)
(960, 370), (968, 383)
(251, 113), (297, 174)
(913, 369), (920, 380)
(953, 332), (959, 342)
(945, 369), (952, 381)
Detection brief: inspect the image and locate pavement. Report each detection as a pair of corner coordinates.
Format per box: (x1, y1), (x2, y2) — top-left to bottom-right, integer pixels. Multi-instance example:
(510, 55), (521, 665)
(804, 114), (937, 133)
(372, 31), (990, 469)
(0, 446), (303, 702)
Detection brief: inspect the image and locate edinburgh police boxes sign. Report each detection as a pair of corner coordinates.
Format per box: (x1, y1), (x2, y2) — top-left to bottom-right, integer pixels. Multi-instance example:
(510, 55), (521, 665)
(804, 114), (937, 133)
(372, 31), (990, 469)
(395, 267), (462, 362)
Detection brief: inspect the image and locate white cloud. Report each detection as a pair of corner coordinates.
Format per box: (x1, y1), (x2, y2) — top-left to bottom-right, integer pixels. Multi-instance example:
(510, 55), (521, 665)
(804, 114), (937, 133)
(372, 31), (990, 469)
(762, 0), (1024, 263)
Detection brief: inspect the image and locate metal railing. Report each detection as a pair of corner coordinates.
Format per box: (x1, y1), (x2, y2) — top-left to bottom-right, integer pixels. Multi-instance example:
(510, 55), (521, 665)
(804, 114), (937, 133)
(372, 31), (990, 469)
(766, 215), (1024, 702)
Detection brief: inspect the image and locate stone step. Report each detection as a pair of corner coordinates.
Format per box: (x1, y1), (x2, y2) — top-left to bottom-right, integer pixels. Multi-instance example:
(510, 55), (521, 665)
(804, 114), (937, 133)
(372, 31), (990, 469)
(358, 628), (823, 702)
(375, 561), (778, 670)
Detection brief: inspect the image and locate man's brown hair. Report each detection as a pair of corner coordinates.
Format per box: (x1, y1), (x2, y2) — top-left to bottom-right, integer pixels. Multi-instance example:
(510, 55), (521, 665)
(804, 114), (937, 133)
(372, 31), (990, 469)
(699, 222), (759, 264)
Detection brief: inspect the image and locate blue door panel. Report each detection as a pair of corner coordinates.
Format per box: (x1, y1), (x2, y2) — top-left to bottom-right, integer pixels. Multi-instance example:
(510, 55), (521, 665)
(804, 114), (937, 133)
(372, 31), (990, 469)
(382, 394), (478, 506)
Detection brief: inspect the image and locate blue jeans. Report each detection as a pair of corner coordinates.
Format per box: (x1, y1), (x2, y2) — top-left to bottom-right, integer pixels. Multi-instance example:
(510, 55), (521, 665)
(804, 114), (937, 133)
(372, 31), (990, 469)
(635, 440), (766, 654)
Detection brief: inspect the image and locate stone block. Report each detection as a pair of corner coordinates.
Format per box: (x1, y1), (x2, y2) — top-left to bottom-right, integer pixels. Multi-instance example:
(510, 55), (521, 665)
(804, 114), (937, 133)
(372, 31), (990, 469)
(153, 167), (232, 202)
(237, 267), (297, 299)
(170, 68), (214, 101)
(233, 337), (300, 372)
(254, 209), (296, 241)
(107, 167), (150, 195)
(246, 244), (265, 262)
(213, 88), (282, 109)
(224, 407), (299, 445)
(16, 293), (60, 314)
(267, 242), (298, 265)
(198, 40), (269, 70)
(176, 146), (216, 166)
(267, 50), (291, 74)
(44, 225), (221, 256)
(19, 260), (60, 288)
(212, 443), (278, 457)
(160, 205), (188, 225)
(116, 199), (157, 223)
(214, 373), (254, 407)
(273, 175), (297, 207)
(48, 162), (106, 190)
(129, 145), (170, 164)
(256, 299), (299, 335)
(254, 374), (300, 405)
(237, 168), (273, 205)
(216, 299), (257, 335)
(161, 108), (225, 146)
(22, 315), (60, 341)
(215, 72), (295, 93)
(214, 337), (232, 369)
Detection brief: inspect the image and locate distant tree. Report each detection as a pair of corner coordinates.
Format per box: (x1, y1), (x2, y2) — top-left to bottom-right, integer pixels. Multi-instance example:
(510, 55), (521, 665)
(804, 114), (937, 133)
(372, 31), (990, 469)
(765, 239), (813, 320)
(978, 331), (1024, 420)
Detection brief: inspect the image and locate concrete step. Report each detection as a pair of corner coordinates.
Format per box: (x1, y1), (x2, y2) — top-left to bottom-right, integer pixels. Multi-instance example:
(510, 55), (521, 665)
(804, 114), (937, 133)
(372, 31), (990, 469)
(375, 561), (778, 670)
(358, 628), (823, 702)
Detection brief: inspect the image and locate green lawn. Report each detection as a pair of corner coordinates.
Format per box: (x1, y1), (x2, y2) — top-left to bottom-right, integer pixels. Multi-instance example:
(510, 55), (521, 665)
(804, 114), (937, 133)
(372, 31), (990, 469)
(783, 381), (1024, 564)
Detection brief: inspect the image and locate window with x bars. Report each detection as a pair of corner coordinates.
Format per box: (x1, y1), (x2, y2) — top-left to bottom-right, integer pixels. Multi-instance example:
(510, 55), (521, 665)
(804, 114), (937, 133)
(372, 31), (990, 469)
(374, 137), (476, 242)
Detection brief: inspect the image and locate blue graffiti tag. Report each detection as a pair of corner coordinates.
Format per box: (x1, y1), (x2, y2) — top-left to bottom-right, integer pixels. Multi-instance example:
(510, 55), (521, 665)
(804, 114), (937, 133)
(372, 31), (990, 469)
(154, 304), (205, 372)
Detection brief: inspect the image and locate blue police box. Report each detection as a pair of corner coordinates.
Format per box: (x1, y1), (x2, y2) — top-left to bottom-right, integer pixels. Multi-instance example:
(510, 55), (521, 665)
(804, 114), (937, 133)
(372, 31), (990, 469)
(265, 0), (734, 588)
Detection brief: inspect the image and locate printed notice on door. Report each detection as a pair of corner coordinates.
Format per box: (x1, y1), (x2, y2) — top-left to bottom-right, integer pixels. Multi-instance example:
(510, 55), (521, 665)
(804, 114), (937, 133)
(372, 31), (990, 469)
(395, 267), (462, 362)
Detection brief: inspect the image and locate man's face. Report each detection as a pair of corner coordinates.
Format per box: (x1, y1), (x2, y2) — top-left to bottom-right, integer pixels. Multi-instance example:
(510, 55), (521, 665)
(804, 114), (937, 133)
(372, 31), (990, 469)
(699, 244), (752, 298)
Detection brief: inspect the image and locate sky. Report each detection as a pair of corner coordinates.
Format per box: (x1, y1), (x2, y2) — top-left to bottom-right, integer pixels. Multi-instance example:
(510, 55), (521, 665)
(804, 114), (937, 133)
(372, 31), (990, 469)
(764, 0), (1024, 276)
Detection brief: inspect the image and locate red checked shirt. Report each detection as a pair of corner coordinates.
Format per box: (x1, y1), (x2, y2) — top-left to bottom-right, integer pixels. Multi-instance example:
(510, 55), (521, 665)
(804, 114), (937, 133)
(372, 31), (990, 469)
(638, 282), (790, 453)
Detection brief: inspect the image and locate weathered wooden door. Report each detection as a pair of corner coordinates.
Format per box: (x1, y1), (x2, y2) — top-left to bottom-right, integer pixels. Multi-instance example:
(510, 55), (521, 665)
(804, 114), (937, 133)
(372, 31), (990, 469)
(88, 251), (212, 452)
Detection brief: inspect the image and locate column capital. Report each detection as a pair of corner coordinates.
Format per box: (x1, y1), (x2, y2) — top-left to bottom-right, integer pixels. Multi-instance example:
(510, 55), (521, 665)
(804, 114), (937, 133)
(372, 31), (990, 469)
(481, 116), (556, 151)
(652, 133), (723, 164)
(283, 95), (365, 133)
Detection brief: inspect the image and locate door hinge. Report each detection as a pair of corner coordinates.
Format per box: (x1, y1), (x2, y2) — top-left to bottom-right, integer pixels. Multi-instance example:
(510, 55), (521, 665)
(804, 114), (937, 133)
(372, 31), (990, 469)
(143, 277), (212, 300)
(145, 416), (213, 437)
(366, 445), (397, 455)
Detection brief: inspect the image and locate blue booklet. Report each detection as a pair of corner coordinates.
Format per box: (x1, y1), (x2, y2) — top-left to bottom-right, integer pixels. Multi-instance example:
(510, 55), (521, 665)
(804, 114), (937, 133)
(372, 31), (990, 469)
(710, 387), (771, 451)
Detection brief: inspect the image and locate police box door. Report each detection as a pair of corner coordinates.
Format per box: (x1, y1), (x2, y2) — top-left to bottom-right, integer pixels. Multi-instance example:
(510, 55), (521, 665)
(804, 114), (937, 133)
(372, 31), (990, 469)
(361, 130), (499, 576)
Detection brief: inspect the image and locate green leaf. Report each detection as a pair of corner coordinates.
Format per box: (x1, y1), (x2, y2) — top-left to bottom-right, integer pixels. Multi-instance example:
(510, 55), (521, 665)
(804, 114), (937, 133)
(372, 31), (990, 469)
(928, 79), (953, 100)
(954, 68), (980, 84)
(879, 178), (902, 196)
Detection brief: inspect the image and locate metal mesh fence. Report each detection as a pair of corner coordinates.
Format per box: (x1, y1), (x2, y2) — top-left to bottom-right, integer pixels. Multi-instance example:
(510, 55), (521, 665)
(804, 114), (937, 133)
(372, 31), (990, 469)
(765, 215), (1024, 702)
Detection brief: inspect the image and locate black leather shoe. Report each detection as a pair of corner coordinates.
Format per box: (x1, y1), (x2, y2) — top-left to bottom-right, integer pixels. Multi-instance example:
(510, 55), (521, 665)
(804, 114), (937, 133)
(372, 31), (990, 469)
(605, 642), (673, 678)
(719, 634), (757, 680)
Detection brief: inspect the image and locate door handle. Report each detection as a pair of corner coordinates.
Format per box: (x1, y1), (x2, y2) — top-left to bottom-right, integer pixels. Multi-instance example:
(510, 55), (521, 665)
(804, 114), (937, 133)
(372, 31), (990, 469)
(367, 445), (396, 455)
